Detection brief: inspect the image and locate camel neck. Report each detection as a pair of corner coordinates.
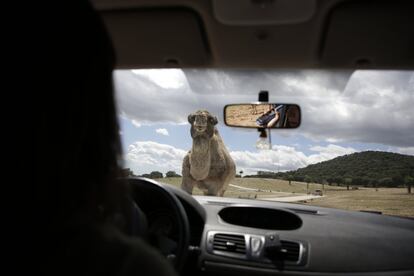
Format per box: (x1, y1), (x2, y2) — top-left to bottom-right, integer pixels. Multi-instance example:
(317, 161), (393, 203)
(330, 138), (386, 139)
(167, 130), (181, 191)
(190, 136), (212, 181)
(192, 136), (211, 154)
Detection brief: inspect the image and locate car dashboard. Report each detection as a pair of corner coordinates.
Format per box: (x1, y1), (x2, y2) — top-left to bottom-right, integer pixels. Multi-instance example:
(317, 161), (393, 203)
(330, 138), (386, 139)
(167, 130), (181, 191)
(164, 184), (414, 276)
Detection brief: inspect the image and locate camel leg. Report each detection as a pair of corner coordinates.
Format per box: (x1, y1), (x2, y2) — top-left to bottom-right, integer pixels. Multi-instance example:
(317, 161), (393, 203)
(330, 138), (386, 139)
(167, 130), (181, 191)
(204, 186), (219, 196)
(219, 156), (236, 197)
(216, 178), (229, 197)
(181, 154), (195, 194)
(202, 179), (220, 196)
(181, 176), (195, 195)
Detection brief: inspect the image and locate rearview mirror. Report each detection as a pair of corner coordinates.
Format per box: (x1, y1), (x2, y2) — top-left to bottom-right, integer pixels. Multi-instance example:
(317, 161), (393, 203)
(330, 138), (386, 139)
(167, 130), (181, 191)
(224, 103), (301, 128)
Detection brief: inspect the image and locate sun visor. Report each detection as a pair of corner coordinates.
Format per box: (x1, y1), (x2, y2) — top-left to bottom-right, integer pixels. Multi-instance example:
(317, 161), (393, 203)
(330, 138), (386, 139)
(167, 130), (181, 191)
(212, 0), (316, 26)
(102, 9), (210, 68)
(321, 1), (414, 69)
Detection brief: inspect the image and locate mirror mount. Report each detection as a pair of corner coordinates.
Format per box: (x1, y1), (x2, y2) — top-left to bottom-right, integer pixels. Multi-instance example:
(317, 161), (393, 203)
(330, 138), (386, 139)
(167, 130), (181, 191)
(257, 90), (269, 133)
(258, 90), (269, 102)
(257, 91), (271, 149)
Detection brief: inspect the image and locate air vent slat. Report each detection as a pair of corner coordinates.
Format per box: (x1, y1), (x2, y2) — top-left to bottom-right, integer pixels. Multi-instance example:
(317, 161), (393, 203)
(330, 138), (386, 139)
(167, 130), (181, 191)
(214, 234), (245, 238)
(280, 240), (300, 262)
(213, 233), (246, 255)
(213, 239), (246, 245)
(213, 243), (246, 249)
(214, 235), (245, 240)
(214, 237), (245, 242)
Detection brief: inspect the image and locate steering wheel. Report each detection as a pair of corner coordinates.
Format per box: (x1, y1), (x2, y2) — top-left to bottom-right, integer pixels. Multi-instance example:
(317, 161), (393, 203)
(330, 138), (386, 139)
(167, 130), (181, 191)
(126, 177), (190, 273)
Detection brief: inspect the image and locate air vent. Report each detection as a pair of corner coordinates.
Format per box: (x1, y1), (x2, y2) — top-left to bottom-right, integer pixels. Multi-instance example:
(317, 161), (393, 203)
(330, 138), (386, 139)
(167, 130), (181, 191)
(281, 240), (300, 262)
(213, 233), (246, 254)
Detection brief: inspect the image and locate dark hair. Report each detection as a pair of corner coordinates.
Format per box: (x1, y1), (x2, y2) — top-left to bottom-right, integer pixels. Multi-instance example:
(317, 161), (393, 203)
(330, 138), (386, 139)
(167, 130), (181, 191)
(35, 0), (126, 227)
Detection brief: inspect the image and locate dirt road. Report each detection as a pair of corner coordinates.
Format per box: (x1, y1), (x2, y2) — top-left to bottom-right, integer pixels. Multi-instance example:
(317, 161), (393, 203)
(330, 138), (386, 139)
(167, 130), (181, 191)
(260, 195), (324, 202)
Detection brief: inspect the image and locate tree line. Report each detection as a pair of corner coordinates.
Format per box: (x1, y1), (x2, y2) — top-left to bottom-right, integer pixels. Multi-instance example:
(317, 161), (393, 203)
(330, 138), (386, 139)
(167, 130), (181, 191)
(244, 151), (414, 193)
(120, 168), (181, 179)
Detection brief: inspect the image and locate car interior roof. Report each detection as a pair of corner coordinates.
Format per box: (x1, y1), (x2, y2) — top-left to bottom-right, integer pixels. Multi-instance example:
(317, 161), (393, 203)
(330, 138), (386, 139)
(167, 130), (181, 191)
(92, 0), (414, 70)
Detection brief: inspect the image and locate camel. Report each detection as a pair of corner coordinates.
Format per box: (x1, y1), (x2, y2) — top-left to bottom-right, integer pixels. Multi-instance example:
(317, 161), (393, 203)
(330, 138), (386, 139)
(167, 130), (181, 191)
(181, 110), (235, 196)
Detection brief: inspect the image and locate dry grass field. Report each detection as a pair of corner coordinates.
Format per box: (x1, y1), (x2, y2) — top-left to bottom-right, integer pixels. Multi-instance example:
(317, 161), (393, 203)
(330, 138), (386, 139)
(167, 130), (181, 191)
(305, 187), (414, 217)
(159, 177), (414, 218)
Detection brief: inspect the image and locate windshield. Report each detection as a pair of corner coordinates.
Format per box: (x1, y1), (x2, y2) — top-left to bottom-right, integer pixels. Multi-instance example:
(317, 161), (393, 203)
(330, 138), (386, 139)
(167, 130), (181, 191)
(115, 69), (414, 218)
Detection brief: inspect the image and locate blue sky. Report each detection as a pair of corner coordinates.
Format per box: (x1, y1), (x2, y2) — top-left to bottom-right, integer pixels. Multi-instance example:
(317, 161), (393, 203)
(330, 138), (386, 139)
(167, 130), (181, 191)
(115, 69), (414, 175)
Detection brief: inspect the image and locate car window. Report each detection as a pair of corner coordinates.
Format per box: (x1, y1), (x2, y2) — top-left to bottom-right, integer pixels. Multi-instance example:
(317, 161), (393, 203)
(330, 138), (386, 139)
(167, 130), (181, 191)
(115, 69), (414, 218)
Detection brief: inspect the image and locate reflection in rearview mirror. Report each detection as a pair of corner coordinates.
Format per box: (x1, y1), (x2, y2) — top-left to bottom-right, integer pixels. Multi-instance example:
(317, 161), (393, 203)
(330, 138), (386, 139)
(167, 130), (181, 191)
(224, 103), (301, 128)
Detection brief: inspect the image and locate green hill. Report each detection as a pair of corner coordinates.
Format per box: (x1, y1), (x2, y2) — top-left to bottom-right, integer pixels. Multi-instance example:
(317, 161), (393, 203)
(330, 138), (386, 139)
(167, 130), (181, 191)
(280, 151), (414, 187)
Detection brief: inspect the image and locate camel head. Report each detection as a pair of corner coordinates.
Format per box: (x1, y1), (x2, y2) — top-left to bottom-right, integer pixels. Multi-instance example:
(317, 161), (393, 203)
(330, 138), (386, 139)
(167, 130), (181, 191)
(188, 110), (217, 138)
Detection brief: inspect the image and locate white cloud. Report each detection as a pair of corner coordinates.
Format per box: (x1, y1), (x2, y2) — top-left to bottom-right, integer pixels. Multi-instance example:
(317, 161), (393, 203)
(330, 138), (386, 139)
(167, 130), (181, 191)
(115, 69), (414, 148)
(231, 144), (357, 175)
(230, 146), (308, 174)
(131, 120), (141, 128)
(307, 144), (356, 164)
(156, 128), (169, 136)
(396, 147), (414, 156)
(295, 71), (414, 147)
(114, 70), (198, 124)
(125, 141), (357, 176)
(132, 69), (187, 89)
(126, 141), (187, 175)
